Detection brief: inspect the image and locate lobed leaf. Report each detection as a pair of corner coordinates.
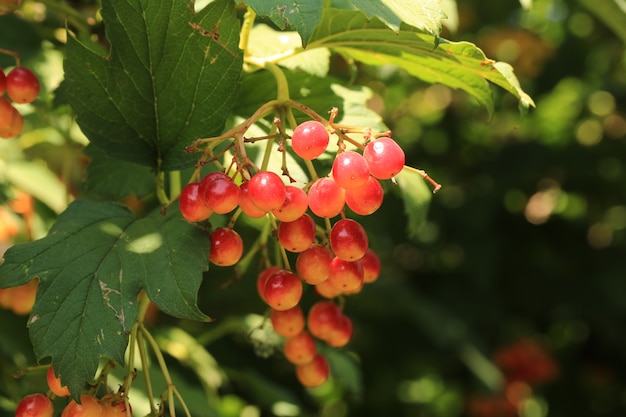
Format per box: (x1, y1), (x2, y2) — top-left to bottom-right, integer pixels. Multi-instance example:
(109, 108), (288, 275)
(308, 9), (535, 117)
(0, 200), (211, 396)
(60, 0), (242, 171)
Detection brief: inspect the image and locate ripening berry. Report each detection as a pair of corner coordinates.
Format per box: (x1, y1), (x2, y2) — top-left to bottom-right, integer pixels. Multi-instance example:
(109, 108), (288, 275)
(307, 177), (345, 218)
(270, 305), (305, 338)
(47, 366), (71, 397)
(101, 398), (132, 417)
(61, 394), (103, 417)
(9, 279), (38, 315)
(363, 137), (405, 180)
(327, 257), (364, 292)
(209, 227), (244, 266)
(239, 181), (268, 218)
(331, 151), (370, 190)
(199, 174), (240, 214)
(329, 219), (368, 261)
(314, 278), (343, 299)
(284, 330), (317, 365)
(345, 176), (384, 215)
(264, 269), (303, 311)
(248, 171), (286, 212)
(296, 244), (334, 285)
(6, 66), (40, 104)
(326, 314), (353, 348)
(307, 301), (343, 341)
(295, 353), (330, 387)
(0, 97), (23, 138)
(291, 120), (329, 160)
(271, 185), (308, 222)
(277, 214), (316, 253)
(361, 248), (381, 283)
(15, 393), (54, 417)
(179, 182), (213, 222)
(257, 266), (282, 302)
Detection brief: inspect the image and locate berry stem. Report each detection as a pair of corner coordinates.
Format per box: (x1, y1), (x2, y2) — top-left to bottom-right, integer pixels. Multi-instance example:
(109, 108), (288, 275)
(0, 48), (20, 66)
(403, 166), (442, 193)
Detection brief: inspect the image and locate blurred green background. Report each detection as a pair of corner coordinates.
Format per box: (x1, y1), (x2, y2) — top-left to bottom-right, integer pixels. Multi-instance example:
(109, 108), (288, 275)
(1, 0), (626, 416)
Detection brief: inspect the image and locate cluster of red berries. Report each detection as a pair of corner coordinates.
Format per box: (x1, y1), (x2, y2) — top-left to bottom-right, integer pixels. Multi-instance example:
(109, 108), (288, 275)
(0, 66), (40, 138)
(179, 117), (405, 386)
(15, 367), (131, 417)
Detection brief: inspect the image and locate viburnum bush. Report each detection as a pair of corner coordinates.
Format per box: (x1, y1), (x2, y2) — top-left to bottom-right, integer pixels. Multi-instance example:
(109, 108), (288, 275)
(0, 0), (534, 416)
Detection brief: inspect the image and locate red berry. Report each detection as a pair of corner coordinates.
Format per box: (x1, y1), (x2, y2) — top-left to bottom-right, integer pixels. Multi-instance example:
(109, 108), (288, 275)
(296, 244), (333, 285)
(264, 269), (303, 311)
(307, 301), (342, 341)
(307, 177), (345, 218)
(239, 181), (268, 218)
(291, 120), (329, 160)
(345, 176), (384, 215)
(47, 366), (71, 397)
(295, 353), (330, 387)
(248, 171), (286, 211)
(314, 278), (343, 299)
(6, 67), (40, 104)
(0, 97), (23, 138)
(277, 213), (316, 253)
(199, 174), (240, 214)
(361, 248), (381, 283)
(284, 330), (317, 365)
(326, 314), (353, 348)
(16, 393), (54, 417)
(329, 218), (368, 261)
(327, 257), (364, 292)
(257, 265), (282, 302)
(209, 227), (243, 266)
(270, 305), (305, 338)
(271, 185), (308, 222)
(331, 151), (370, 189)
(179, 182), (213, 222)
(363, 137), (405, 180)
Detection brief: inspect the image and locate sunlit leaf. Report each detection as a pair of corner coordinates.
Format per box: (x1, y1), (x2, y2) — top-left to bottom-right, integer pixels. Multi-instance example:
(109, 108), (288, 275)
(308, 9), (535, 117)
(349, 0), (445, 34)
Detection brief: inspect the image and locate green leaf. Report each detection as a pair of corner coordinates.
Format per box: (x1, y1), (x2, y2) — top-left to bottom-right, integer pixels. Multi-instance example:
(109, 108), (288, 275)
(81, 144), (156, 201)
(245, 0), (322, 46)
(349, 0), (446, 34)
(60, 0), (242, 171)
(308, 9), (534, 117)
(395, 168), (433, 237)
(0, 200), (210, 396)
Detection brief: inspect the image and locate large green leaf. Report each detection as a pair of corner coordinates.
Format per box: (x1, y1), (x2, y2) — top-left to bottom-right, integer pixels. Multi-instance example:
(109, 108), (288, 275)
(60, 0), (242, 171)
(245, 0), (322, 46)
(0, 200), (211, 396)
(308, 9), (534, 117)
